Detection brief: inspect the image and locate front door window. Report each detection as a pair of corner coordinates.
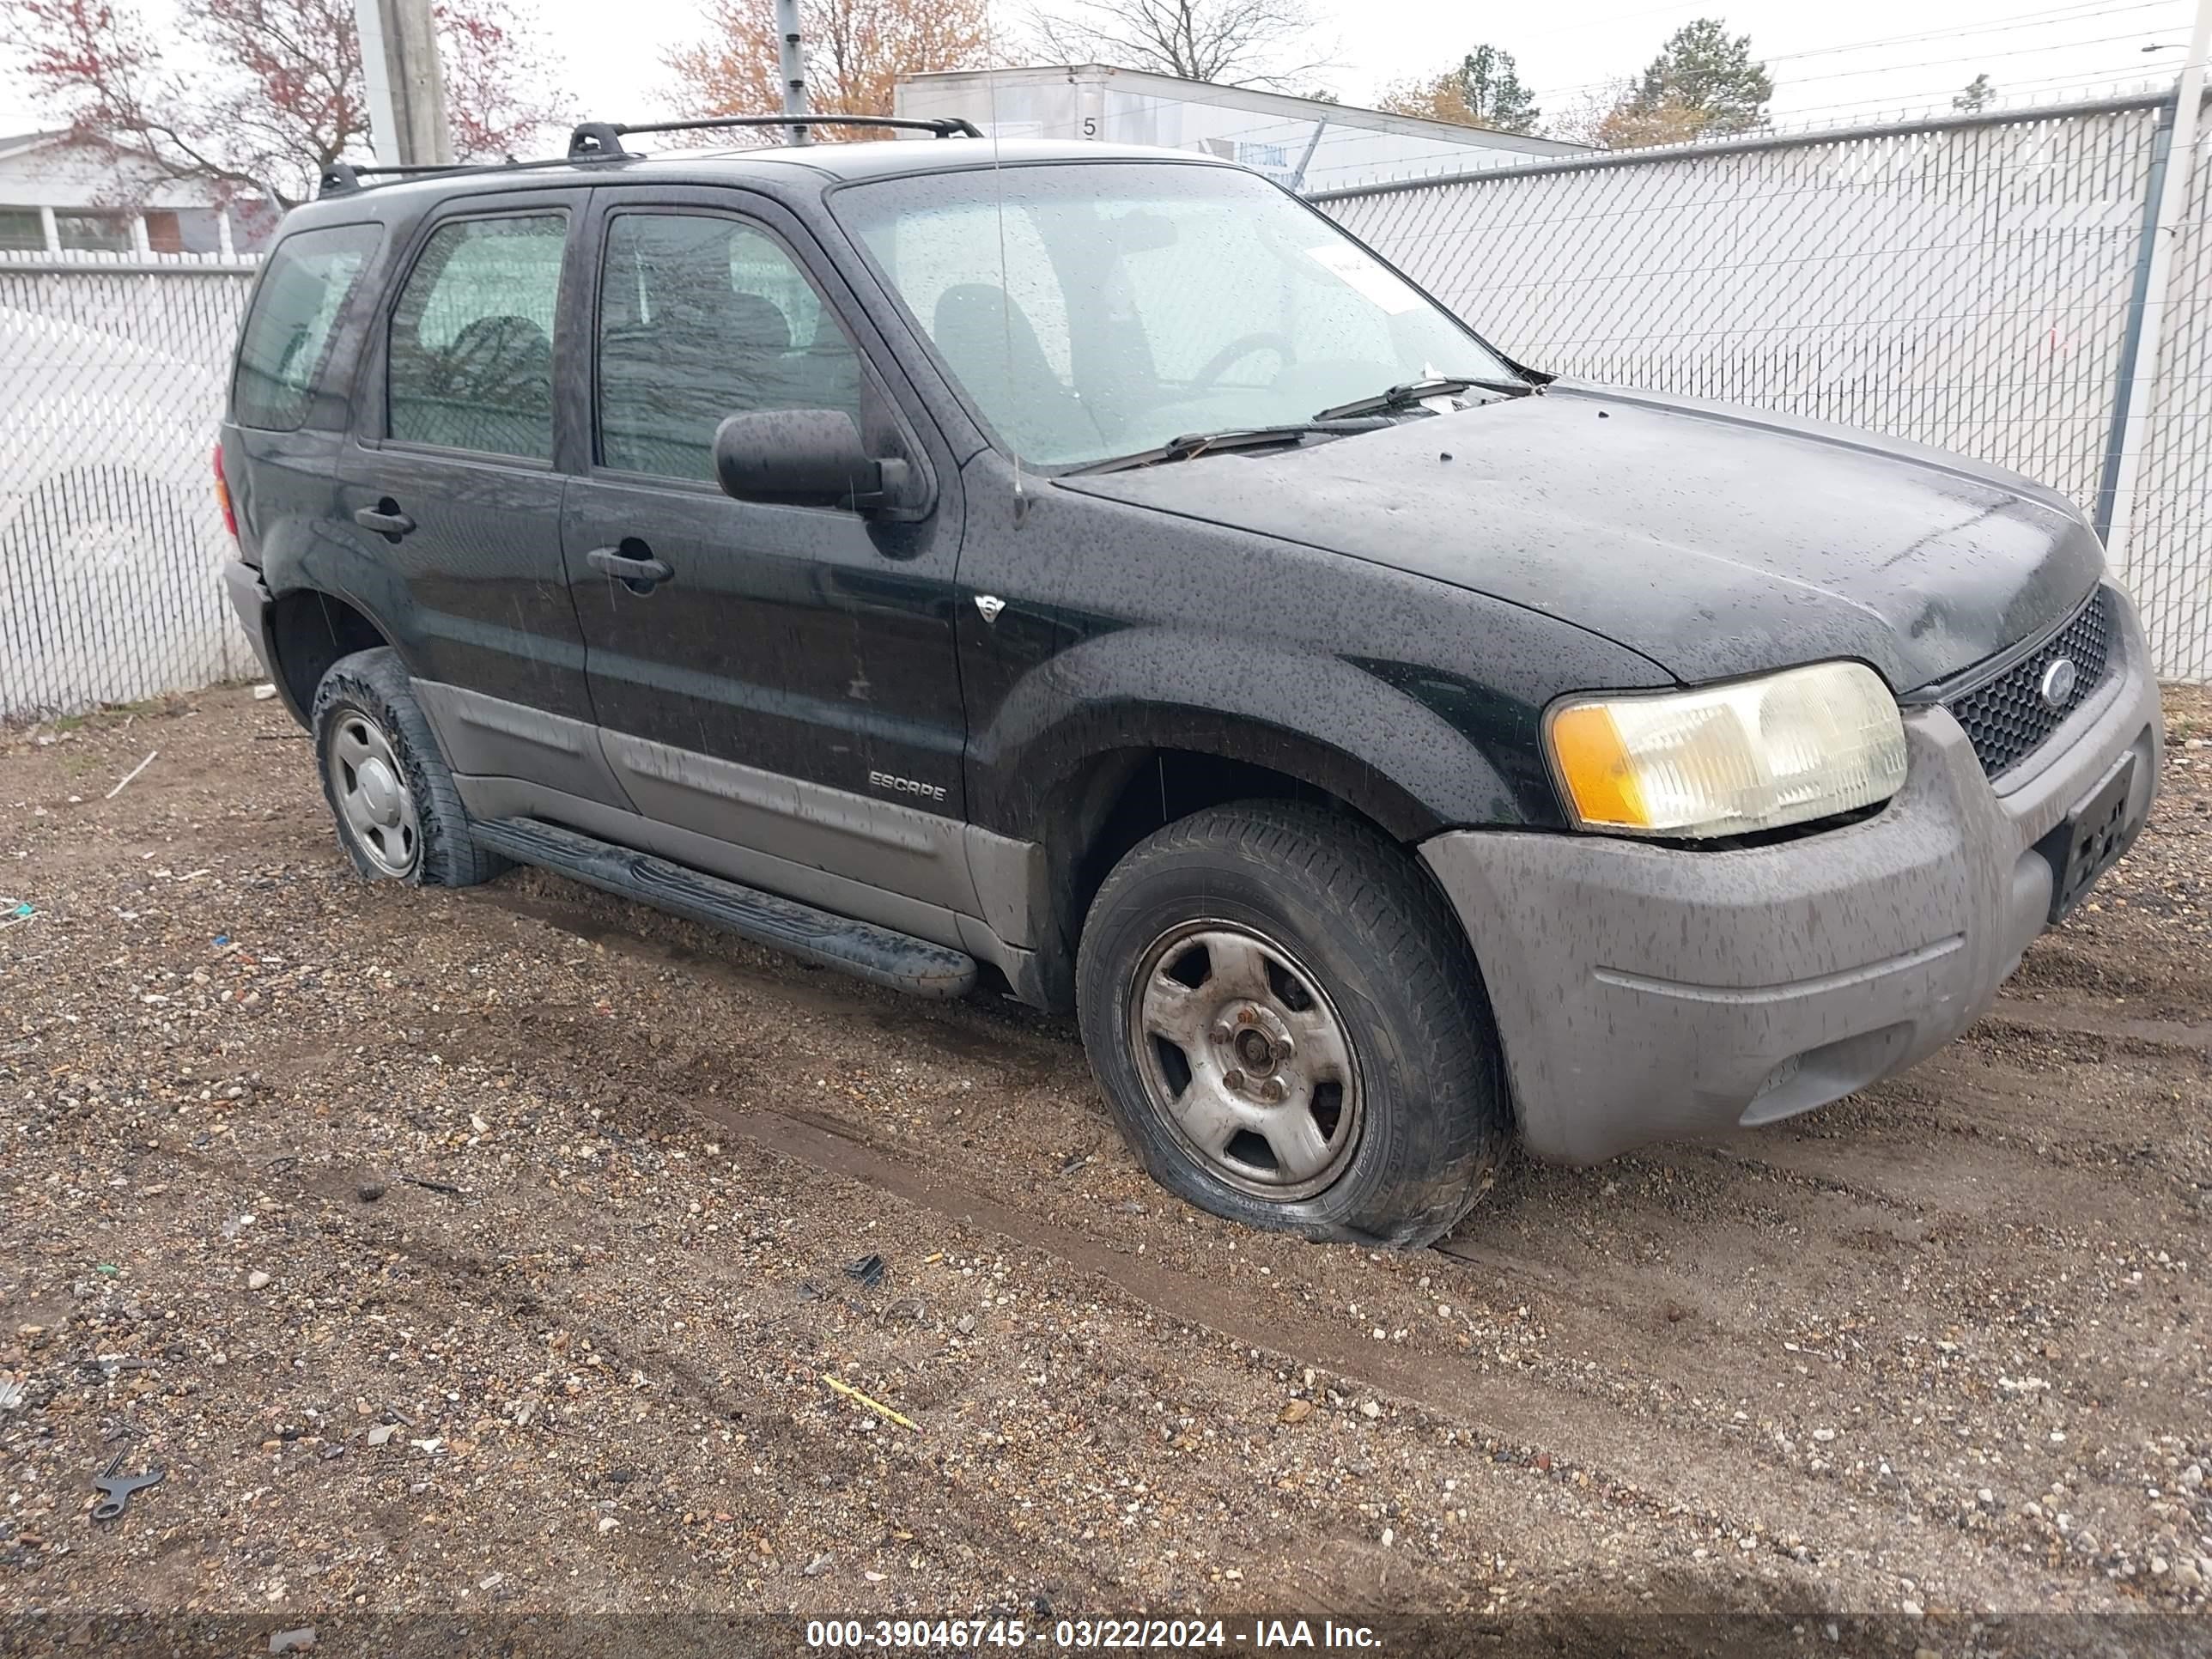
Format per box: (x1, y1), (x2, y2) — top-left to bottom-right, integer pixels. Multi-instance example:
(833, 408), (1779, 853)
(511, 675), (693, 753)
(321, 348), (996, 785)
(595, 211), (866, 483)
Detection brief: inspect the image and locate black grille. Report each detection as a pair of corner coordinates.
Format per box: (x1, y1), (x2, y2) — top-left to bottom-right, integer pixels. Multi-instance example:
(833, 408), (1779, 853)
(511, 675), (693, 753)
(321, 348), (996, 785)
(1943, 588), (2115, 778)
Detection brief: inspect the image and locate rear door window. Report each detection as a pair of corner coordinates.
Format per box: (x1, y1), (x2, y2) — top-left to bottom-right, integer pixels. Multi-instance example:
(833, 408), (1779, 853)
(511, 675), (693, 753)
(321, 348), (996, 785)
(232, 223), (381, 430)
(386, 213), (568, 461)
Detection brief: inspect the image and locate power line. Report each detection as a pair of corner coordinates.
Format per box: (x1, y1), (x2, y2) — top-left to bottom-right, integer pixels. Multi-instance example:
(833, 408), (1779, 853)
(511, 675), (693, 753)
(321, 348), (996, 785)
(1498, 0), (1737, 47)
(1273, 64), (2171, 169)
(1767, 27), (2192, 88)
(1765, 66), (2170, 125)
(1349, 0), (2187, 118)
(1759, 0), (2182, 67)
(1528, 21), (2186, 104)
(1073, 54), (2172, 164)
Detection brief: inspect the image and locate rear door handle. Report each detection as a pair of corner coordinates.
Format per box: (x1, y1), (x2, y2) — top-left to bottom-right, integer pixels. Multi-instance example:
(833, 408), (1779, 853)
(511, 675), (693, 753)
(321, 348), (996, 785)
(354, 500), (415, 541)
(586, 544), (673, 592)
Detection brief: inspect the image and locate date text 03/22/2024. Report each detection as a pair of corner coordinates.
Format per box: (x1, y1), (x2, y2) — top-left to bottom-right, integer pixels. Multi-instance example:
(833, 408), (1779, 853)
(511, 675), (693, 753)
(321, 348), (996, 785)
(803, 1619), (1382, 1650)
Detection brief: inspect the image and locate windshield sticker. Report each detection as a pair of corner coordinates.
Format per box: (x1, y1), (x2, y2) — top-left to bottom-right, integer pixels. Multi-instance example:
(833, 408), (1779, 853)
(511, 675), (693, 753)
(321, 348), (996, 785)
(1304, 244), (1422, 314)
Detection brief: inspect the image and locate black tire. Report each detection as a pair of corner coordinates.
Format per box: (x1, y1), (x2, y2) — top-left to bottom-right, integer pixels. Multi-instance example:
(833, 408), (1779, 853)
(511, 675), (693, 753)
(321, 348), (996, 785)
(310, 647), (505, 888)
(1076, 800), (1510, 1249)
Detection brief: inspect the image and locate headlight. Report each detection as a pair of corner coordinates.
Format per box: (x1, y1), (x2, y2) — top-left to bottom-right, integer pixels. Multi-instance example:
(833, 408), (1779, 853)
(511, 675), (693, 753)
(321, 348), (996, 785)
(1547, 661), (1908, 839)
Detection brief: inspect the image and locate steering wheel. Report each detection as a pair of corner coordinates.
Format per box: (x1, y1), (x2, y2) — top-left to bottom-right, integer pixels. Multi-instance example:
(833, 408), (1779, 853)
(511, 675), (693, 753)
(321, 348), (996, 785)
(1190, 331), (1296, 391)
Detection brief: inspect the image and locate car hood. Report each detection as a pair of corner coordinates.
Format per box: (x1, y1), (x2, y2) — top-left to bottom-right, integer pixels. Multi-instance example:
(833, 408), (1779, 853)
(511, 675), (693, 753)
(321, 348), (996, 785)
(1054, 381), (2106, 691)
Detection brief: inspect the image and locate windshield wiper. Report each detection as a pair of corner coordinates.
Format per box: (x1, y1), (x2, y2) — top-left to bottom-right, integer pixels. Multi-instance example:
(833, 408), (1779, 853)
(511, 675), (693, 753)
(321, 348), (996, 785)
(1066, 418), (1389, 477)
(1311, 374), (1538, 422)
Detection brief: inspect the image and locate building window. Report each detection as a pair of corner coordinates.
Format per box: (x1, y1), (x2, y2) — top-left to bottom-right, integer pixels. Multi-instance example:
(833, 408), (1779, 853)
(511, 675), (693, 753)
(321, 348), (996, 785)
(54, 210), (134, 252)
(0, 208), (44, 252)
(137, 209), (227, 255)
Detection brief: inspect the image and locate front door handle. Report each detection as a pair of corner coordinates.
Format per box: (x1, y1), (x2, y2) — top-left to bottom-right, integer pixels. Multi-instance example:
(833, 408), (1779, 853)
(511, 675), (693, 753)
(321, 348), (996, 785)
(586, 544), (673, 593)
(353, 499), (415, 541)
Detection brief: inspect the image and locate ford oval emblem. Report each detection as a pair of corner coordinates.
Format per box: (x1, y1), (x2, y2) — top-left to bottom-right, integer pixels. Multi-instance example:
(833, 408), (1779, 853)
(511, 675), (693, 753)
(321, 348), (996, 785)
(2039, 658), (2078, 710)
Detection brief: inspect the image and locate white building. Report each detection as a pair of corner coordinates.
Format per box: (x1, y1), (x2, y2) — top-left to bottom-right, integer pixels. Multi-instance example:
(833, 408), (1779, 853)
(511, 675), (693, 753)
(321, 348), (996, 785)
(0, 131), (273, 257)
(894, 65), (1586, 194)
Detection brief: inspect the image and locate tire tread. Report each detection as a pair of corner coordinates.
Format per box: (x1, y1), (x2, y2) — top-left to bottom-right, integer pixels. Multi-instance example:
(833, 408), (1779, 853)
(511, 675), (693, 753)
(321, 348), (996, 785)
(1079, 800), (1508, 1248)
(311, 647), (505, 889)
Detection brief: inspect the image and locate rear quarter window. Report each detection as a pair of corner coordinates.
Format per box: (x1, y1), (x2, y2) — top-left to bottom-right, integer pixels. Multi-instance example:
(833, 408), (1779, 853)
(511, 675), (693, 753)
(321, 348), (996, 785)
(231, 223), (382, 430)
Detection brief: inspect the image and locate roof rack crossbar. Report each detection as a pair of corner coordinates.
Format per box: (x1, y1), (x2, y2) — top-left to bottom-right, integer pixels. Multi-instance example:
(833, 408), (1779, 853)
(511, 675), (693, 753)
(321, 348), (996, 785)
(567, 113), (982, 158)
(319, 159), (485, 197)
(315, 111), (983, 199)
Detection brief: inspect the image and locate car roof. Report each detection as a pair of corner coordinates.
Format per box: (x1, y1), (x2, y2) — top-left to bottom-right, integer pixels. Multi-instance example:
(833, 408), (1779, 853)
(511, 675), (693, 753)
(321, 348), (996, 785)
(289, 137), (1242, 227)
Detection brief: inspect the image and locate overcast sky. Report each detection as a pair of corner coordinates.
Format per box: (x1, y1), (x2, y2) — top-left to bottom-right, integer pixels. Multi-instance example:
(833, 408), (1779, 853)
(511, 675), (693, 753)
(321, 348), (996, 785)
(0, 0), (2197, 143)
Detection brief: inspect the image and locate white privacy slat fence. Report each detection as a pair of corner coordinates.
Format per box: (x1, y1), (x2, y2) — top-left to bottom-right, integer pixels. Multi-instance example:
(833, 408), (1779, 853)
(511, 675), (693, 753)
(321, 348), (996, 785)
(1321, 93), (2211, 681)
(2, 252), (260, 715)
(0, 93), (2208, 721)
(2125, 118), (2212, 680)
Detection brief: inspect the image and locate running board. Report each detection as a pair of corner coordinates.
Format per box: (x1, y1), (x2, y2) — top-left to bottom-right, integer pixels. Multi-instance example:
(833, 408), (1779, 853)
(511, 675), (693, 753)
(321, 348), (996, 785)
(471, 817), (978, 999)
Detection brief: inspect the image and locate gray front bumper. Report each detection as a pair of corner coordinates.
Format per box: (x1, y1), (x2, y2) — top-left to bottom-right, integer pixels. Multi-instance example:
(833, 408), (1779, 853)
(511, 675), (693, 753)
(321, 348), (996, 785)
(1421, 587), (2163, 1165)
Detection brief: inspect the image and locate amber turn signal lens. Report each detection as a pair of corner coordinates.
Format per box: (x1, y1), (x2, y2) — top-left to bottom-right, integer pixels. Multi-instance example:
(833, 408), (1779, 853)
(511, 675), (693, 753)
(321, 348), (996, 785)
(1547, 703), (1646, 829)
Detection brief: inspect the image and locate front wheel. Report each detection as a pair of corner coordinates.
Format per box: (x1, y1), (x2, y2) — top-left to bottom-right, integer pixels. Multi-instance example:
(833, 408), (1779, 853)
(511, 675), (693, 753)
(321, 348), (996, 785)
(1075, 801), (1510, 1248)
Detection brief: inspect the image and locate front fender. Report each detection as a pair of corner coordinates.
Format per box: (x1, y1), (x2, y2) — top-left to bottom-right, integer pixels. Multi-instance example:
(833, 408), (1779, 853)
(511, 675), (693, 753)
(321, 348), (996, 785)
(954, 466), (1674, 846)
(971, 626), (1517, 842)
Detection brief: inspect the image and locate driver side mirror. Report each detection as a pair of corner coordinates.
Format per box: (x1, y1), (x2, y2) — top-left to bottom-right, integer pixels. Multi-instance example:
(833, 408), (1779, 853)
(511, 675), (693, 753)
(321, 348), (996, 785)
(712, 410), (926, 520)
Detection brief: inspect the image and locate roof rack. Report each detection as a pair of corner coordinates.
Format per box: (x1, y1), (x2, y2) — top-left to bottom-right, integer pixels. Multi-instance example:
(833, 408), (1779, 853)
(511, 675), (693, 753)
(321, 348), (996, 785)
(566, 113), (983, 158)
(317, 151), (601, 198)
(314, 112), (983, 199)
(318, 160), (475, 197)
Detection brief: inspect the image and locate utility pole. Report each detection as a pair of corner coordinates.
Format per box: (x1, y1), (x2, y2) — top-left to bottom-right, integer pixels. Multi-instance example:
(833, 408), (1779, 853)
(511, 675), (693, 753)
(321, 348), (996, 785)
(775, 0), (811, 146)
(2099, 0), (2209, 575)
(355, 0), (453, 167)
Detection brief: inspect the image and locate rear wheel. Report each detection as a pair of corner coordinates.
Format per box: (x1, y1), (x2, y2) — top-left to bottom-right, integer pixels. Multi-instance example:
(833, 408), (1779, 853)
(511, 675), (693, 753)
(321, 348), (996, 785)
(311, 647), (504, 888)
(1076, 800), (1510, 1247)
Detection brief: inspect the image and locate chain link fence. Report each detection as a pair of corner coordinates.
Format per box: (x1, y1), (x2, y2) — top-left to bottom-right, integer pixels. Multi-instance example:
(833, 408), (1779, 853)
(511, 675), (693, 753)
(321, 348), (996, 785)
(1, 252), (258, 718)
(1322, 93), (2209, 680)
(2124, 122), (2211, 681)
(1, 95), (2207, 720)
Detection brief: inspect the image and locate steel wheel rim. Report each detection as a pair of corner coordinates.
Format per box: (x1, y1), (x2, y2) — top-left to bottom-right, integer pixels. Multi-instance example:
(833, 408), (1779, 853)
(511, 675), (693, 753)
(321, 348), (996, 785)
(1126, 918), (1363, 1202)
(327, 710), (419, 878)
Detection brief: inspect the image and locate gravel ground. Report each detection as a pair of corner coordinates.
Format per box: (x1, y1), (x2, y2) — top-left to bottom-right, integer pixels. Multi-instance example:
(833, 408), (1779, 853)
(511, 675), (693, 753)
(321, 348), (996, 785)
(1, 684), (2207, 1653)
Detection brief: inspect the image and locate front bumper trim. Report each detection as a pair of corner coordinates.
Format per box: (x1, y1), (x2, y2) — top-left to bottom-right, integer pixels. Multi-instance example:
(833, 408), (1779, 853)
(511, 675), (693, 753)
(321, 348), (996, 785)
(1591, 932), (1965, 1006)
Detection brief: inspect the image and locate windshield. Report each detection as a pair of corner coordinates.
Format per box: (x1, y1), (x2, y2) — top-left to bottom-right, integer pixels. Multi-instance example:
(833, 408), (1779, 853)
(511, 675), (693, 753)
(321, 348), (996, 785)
(832, 161), (1515, 470)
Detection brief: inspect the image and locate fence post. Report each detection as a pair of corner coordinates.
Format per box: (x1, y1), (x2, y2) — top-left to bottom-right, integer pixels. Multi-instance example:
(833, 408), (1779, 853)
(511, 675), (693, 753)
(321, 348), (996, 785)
(2093, 100), (2176, 548)
(2095, 0), (2212, 576)
(1290, 118), (1329, 194)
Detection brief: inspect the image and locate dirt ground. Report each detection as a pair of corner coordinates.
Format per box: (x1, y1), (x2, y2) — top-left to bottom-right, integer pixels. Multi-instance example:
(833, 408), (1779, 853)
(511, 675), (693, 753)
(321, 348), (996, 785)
(1, 684), (2208, 1653)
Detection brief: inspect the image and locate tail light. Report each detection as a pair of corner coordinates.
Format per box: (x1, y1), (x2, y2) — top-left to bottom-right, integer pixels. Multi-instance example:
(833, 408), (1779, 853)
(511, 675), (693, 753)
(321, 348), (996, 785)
(213, 442), (239, 539)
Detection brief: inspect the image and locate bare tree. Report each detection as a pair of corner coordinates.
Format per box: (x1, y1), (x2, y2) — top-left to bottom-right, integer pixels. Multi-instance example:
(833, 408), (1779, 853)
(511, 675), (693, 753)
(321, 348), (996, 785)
(2, 0), (567, 210)
(1592, 95), (1712, 150)
(1542, 82), (1625, 147)
(1026, 0), (1330, 88)
(665, 0), (991, 131)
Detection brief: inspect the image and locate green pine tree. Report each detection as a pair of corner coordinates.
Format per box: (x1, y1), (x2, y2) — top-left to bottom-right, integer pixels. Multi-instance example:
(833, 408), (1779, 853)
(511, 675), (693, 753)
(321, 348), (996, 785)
(1626, 17), (1772, 137)
(1455, 44), (1540, 134)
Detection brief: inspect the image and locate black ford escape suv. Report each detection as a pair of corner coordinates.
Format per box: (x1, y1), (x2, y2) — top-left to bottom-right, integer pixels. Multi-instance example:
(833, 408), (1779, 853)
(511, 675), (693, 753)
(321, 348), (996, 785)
(219, 116), (2161, 1248)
